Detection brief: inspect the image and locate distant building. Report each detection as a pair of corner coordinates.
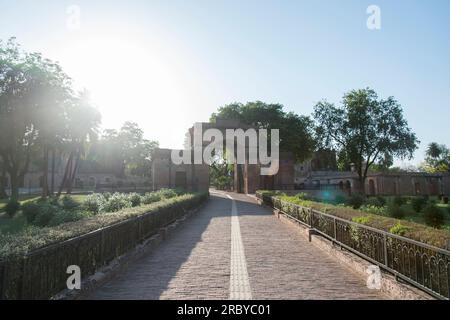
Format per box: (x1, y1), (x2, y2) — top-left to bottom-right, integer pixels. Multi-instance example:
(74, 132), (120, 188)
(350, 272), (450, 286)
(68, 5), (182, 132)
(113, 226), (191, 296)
(295, 151), (450, 196)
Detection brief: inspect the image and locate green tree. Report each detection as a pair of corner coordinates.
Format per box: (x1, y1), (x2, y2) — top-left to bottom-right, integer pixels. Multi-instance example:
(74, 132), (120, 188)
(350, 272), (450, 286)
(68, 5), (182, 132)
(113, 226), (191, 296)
(57, 91), (101, 195)
(210, 101), (316, 162)
(313, 88), (419, 194)
(420, 142), (450, 173)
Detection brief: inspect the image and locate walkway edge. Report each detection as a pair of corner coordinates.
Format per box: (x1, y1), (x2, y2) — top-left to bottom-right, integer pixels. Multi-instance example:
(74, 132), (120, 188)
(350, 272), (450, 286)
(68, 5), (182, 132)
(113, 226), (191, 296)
(263, 203), (434, 300)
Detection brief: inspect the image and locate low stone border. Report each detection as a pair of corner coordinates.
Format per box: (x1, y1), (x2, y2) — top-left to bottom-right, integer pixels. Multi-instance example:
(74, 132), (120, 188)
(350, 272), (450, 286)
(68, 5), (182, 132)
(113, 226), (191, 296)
(270, 206), (433, 300)
(52, 203), (206, 300)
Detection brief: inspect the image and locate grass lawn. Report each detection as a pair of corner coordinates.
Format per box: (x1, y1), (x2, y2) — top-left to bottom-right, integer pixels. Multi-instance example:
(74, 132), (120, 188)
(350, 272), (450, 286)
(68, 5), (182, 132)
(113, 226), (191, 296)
(0, 194), (88, 235)
(400, 202), (450, 229)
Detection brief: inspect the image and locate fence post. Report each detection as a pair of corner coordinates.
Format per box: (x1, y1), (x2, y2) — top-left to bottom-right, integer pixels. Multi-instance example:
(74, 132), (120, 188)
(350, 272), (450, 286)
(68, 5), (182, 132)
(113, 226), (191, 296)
(383, 233), (388, 267)
(333, 217), (337, 240)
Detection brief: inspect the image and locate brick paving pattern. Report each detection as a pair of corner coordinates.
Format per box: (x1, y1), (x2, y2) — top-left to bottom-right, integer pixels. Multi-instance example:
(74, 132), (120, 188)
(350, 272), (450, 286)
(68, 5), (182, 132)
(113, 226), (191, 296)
(87, 191), (386, 300)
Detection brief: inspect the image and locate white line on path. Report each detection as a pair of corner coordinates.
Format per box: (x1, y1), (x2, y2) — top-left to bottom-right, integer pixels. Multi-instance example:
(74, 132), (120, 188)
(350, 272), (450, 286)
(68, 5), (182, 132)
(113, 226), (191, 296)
(227, 194), (253, 300)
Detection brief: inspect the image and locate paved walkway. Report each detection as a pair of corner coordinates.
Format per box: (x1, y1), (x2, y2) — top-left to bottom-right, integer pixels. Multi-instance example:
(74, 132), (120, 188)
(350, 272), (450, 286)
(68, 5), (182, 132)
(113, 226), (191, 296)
(87, 191), (386, 300)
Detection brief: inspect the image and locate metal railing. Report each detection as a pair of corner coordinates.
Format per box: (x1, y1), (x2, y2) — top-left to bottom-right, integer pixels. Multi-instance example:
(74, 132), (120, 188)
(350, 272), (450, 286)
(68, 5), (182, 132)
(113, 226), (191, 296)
(256, 192), (450, 300)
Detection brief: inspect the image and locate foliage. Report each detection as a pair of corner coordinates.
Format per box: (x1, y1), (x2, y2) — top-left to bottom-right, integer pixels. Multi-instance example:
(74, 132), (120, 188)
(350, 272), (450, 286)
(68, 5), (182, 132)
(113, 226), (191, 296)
(61, 195), (80, 211)
(346, 193), (365, 209)
(411, 197), (428, 213)
(128, 193), (142, 207)
(392, 196), (406, 206)
(32, 203), (60, 227)
(210, 101), (316, 162)
(360, 205), (386, 216)
(101, 193), (132, 213)
(82, 194), (105, 214)
(157, 188), (178, 199)
(333, 194), (347, 205)
(48, 210), (90, 227)
(259, 191), (450, 249)
(389, 222), (411, 236)
(4, 199), (20, 218)
(365, 197), (384, 208)
(423, 204), (445, 229)
(313, 88), (419, 193)
(21, 202), (41, 224)
(386, 203), (405, 219)
(0, 192), (208, 259)
(352, 216), (372, 225)
(419, 142), (450, 173)
(142, 192), (162, 205)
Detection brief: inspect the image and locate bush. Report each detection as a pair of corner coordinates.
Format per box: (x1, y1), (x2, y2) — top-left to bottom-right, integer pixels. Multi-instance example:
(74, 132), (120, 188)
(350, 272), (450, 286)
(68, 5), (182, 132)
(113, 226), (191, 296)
(142, 192), (162, 205)
(352, 216), (371, 225)
(48, 210), (90, 227)
(411, 197), (428, 213)
(376, 196), (387, 207)
(4, 199), (20, 218)
(61, 196), (80, 211)
(102, 192), (112, 201)
(392, 196), (406, 206)
(346, 193), (365, 209)
(423, 204), (445, 229)
(387, 203), (405, 219)
(365, 197), (384, 208)
(83, 194), (105, 214)
(360, 205), (386, 216)
(22, 202), (40, 223)
(389, 222), (411, 236)
(101, 193), (132, 212)
(157, 188), (178, 199)
(333, 194), (346, 205)
(128, 193), (142, 207)
(33, 203), (60, 227)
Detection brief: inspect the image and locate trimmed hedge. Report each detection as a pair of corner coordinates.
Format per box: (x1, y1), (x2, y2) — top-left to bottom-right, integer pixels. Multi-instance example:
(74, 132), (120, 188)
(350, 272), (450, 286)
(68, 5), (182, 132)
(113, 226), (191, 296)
(257, 190), (450, 249)
(0, 192), (208, 299)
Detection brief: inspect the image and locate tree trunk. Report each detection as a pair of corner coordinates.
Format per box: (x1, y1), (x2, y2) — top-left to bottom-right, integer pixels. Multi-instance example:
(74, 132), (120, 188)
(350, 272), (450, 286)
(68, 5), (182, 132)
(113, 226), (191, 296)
(50, 148), (55, 195)
(57, 152), (73, 197)
(0, 165), (7, 199)
(67, 151), (80, 194)
(42, 146), (49, 198)
(10, 174), (19, 200)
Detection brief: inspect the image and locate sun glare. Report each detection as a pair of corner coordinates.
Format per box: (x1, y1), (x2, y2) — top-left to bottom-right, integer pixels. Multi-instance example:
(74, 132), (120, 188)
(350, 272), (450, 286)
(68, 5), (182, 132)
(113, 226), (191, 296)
(57, 35), (186, 141)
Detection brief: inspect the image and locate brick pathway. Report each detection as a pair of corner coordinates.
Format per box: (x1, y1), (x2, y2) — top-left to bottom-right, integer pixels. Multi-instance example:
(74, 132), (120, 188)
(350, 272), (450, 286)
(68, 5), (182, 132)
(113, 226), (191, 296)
(87, 191), (386, 300)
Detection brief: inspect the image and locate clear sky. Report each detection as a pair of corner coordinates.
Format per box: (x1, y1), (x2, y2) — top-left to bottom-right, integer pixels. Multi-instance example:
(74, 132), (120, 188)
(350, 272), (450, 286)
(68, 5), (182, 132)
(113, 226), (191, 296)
(1, 0), (449, 166)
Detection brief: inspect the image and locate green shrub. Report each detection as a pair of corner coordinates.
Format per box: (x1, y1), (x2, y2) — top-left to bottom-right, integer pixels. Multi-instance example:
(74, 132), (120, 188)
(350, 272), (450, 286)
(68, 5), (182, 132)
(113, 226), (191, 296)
(142, 192), (162, 205)
(101, 193), (132, 212)
(423, 204), (445, 229)
(376, 196), (387, 207)
(157, 188), (177, 199)
(360, 205), (386, 216)
(4, 199), (20, 218)
(389, 222), (411, 236)
(295, 192), (309, 200)
(83, 194), (105, 214)
(392, 196), (406, 206)
(333, 194), (346, 205)
(352, 216), (372, 225)
(346, 193), (365, 209)
(365, 197), (384, 208)
(411, 197), (428, 213)
(387, 203), (405, 219)
(128, 193), (142, 207)
(102, 192), (112, 201)
(48, 210), (90, 227)
(61, 196), (80, 211)
(21, 202), (40, 223)
(33, 203), (60, 227)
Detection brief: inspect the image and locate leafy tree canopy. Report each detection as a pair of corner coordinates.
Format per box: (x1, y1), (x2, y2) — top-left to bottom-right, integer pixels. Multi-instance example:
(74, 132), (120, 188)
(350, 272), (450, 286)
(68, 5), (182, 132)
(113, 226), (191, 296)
(210, 101), (316, 162)
(313, 88), (419, 191)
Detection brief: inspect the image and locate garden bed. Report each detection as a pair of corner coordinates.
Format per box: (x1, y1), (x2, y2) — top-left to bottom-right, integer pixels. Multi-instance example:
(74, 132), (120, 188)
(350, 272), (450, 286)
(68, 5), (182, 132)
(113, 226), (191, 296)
(0, 191), (208, 299)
